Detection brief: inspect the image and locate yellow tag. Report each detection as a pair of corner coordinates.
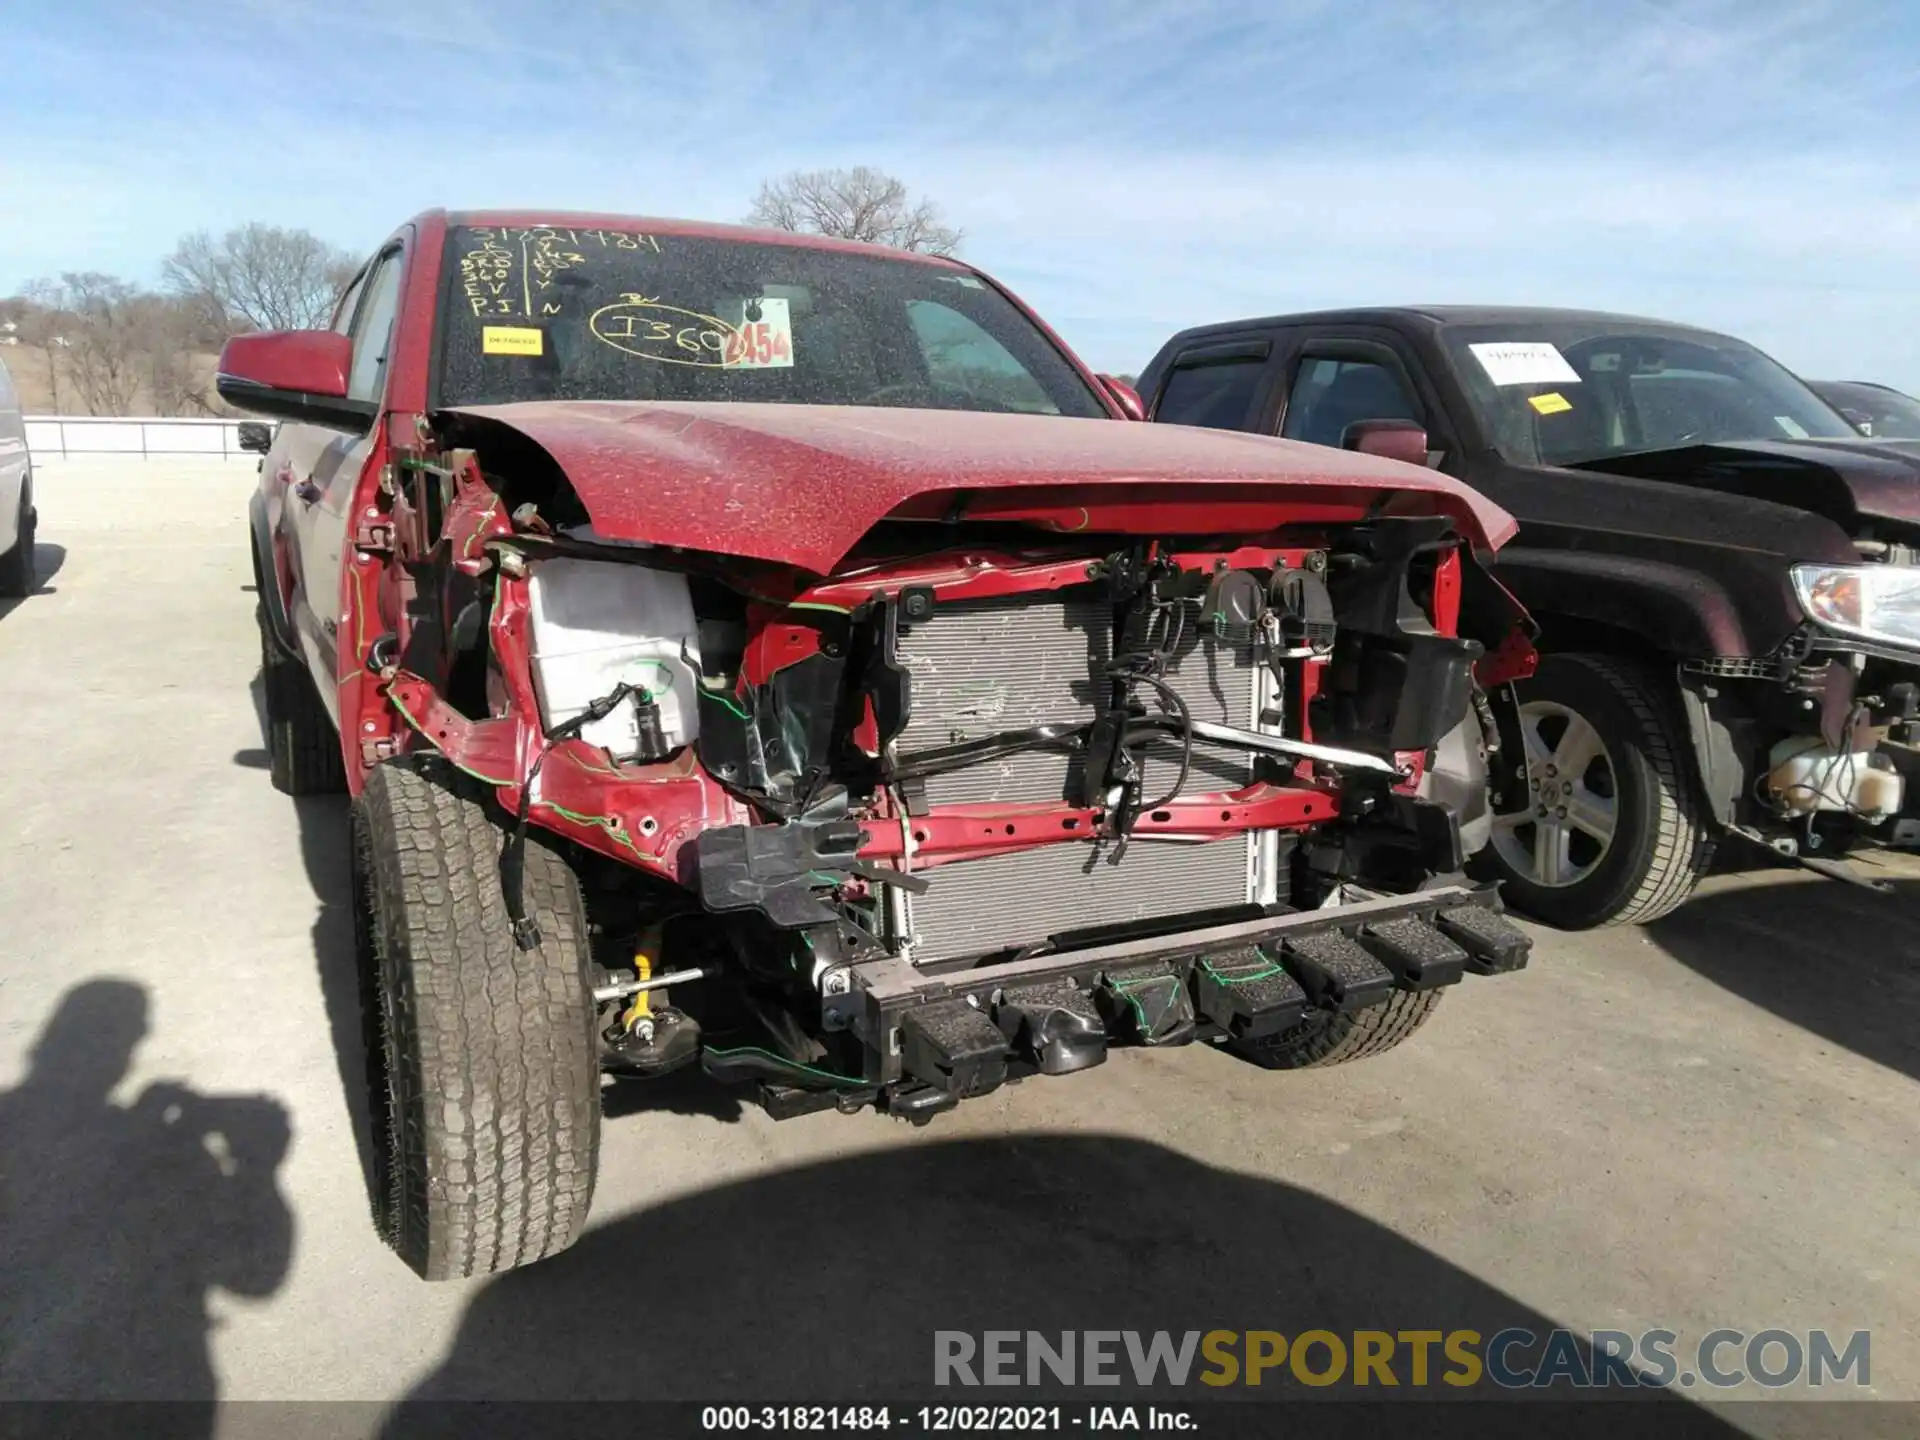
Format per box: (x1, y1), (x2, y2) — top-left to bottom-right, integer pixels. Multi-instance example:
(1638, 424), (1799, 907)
(483, 326), (544, 356)
(1529, 391), (1572, 415)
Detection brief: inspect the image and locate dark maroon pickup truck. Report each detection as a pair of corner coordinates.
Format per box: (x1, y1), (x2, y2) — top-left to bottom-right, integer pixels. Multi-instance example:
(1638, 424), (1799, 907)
(219, 210), (1533, 1278)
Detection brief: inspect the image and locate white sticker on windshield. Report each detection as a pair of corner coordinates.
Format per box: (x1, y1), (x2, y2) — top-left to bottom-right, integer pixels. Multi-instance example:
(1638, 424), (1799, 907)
(1774, 415), (1811, 439)
(724, 296), (794, 370)
(1469, 341), (1582, 387)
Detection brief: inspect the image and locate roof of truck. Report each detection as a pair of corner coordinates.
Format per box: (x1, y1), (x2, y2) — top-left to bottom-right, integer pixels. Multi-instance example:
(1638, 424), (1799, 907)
(1165, 304), (1729, 341)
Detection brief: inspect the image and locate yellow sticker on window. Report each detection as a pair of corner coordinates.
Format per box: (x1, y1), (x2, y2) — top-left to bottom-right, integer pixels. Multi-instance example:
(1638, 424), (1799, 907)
(483, 326), (544, 356)
(1529, 391), (1572, 415)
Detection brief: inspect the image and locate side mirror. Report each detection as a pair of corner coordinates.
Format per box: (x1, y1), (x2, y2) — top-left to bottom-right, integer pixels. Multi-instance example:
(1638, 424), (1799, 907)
(1342, 418), (1430, 467)
(216, 331), (372, 432)
(236, 421), (273, 453)
(1096, 373), (1146, 421)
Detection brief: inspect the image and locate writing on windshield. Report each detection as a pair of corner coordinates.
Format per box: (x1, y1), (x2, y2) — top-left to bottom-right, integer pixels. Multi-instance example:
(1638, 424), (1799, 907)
(436, 226), (1104, 418)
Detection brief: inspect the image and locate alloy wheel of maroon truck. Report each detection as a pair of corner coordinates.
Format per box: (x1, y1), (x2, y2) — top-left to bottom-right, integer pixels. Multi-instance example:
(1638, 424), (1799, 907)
(221, 210), (1537, 1279)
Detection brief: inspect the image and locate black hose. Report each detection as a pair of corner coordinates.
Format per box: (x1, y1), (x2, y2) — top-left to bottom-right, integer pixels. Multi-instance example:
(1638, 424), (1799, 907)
(501, 681), (646, 950)
(1130, 671), (1195, 813)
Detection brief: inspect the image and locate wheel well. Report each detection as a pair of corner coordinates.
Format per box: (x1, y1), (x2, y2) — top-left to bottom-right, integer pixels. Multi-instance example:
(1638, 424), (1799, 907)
(1530, 612), (1678, 662)
(1526, 623), (1724, 823)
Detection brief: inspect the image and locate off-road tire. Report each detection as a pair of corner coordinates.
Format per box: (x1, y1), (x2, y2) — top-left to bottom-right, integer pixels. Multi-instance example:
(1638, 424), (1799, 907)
(257, 602), (346, 794)
(1229, 991), (1445, 1069)
(0, 487), (34, 598)
(353, 757), (600, 1280)
(1481, 652), (1712, 929)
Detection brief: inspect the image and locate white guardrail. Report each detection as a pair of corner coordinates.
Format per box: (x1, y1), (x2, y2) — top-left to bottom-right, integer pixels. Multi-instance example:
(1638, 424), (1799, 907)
(26, 415), (257, 459)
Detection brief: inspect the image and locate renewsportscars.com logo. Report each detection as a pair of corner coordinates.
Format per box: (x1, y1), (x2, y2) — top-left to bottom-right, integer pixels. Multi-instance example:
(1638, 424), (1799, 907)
(934, 1328), (1871, 1390)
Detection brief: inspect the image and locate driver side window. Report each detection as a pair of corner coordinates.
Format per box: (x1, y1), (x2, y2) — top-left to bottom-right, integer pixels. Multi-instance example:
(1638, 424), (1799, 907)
(1282, 357), (1420, 448)
(905, 300), (1058, 414)
(347, 252), (404, 405)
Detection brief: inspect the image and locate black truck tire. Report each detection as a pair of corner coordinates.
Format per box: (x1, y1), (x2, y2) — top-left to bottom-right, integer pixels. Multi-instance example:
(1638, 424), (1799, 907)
(0, 486), (34, 598)
(353, 757), (601, 1280)
(1480, 652), (1712, 929)
(1229, 991), (1444, 1069)
(257, 602), (347, 795)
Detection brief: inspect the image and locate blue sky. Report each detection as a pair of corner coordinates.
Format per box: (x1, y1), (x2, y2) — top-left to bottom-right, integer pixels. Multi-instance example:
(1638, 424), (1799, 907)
(3, 0), (1917, 383)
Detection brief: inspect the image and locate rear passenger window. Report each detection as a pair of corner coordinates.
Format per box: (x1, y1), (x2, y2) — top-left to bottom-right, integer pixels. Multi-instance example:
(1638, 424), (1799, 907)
(1154, 357), (1266, 430)
(1282, 358), (1420, 448)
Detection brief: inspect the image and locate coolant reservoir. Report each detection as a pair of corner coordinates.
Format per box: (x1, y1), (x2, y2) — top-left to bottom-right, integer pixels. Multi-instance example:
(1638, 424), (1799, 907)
(526, 558), (703, 761)
(1765, 737), (1904, 819)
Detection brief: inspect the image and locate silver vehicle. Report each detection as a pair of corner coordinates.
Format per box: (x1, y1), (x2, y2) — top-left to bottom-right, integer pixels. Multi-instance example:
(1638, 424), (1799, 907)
(0, 354), (33, 597)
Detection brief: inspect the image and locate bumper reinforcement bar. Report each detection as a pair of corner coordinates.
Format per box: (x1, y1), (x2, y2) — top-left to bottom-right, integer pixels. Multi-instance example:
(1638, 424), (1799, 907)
(837, 885), (1529, 1094)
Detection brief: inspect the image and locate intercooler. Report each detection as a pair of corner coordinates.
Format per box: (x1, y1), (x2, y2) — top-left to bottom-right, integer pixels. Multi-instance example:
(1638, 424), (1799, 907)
(891, 596), (1280, 964)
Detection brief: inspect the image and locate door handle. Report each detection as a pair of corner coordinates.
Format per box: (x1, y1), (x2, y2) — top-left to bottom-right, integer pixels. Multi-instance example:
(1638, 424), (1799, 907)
(292, 479), (323, 505)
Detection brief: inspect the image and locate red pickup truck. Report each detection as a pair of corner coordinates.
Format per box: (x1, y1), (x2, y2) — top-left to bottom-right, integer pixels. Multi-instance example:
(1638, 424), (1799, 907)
(221, 209), (1535, 1279)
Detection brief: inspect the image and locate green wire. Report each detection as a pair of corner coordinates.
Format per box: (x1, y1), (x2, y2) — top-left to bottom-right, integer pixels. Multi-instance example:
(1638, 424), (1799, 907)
(704, 1045), (869, 1088)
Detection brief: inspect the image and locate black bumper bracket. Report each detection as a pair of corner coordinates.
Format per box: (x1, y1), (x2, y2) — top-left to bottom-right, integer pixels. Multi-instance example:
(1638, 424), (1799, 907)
(899, 1001), (1010, 1098)
(1193, 946), (1312, 1039)
(1281, 931), (1397, 1013)
(1435, 904), (1532, 974)
(1361, 917), (1469, 991)
(1098, 964), (1198, 1047)
(992, 981), (1108, 1075)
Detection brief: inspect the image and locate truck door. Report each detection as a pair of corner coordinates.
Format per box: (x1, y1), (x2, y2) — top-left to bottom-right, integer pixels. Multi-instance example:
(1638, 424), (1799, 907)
(1267, 328), (1457, 470)
(275, 246), (405, 719)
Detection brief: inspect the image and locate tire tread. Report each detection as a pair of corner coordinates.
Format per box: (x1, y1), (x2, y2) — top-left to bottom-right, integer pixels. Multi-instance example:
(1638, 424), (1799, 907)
(1231, 990), (1445, 1070)
(1562, 653), (1714, 926)
(1486, 652), (1714, 928)
(357, 757), (599, 1280)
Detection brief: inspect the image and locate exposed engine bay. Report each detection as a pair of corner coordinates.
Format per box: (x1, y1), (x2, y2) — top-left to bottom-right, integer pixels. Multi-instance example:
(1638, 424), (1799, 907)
(360, 426), (1536, 1120)
(1678, 542), (1920, 868)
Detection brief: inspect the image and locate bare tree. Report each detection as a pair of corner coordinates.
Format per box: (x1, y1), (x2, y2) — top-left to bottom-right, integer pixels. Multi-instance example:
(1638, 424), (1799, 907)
(9, 278), (226, 415)
(134, 297), (217, 415)
(55, 273), (147, 414)
(16, 279), (71, 414)
(747, 166), (963, 256)
(162, 222), (359, 332)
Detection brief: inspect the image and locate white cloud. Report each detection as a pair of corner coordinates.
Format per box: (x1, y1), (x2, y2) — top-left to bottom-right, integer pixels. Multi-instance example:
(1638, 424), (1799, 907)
(5, 0), (1918, 389)
(908, 146), (1920, 380)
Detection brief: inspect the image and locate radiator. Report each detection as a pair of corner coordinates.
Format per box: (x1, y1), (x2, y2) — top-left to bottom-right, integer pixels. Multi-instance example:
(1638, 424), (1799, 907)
(892, 596), (1275, 964)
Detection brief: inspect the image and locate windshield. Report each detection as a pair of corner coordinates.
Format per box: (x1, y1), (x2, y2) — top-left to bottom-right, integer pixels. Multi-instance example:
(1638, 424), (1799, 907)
(1442, 322), (1856, 467)
(1812, 382), (1920, 440)
(435, 225), (1106, 418)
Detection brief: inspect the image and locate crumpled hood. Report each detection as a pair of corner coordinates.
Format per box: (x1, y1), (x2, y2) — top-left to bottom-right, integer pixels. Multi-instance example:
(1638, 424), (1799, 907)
(442, 400), (1517, 572)
(1570, 437), (1920, 534)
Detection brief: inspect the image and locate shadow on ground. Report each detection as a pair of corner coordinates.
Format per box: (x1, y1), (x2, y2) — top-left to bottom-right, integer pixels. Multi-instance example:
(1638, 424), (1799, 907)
(388, 1136), (1740, 1431)
(0, 980), (293, 1427)
(0, 541), (67, 619)
(1648, 872), (1920, 1083)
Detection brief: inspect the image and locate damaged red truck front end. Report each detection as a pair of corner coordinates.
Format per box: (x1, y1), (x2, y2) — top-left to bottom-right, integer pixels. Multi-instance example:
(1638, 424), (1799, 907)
(222, 211), (1536, 1279)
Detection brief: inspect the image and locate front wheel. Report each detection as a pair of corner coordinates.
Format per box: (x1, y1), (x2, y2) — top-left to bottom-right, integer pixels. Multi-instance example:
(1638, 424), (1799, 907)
(354, 757), (601, 1279)
(1478, 653), (1713, 928)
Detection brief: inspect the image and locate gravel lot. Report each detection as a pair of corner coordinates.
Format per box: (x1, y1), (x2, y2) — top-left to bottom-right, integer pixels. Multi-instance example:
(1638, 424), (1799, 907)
(3, 457), (1916, 1434)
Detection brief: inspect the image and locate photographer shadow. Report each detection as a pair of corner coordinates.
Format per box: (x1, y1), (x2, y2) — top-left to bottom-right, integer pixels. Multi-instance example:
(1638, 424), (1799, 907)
(391, 1135), (1743, 1434)
(0, 979), (294, 1426)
